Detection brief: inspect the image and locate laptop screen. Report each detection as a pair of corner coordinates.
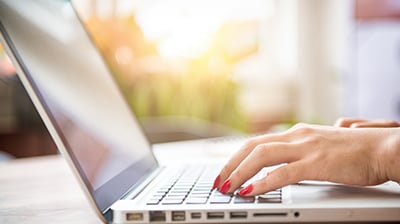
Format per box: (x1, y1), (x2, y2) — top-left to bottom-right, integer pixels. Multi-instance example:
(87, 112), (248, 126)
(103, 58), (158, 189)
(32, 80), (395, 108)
(0, 0), (158, 211)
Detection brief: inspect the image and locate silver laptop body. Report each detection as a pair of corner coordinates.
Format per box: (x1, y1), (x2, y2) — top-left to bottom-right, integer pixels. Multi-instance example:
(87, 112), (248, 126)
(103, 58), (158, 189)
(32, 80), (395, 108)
(1, 0), (399, 223)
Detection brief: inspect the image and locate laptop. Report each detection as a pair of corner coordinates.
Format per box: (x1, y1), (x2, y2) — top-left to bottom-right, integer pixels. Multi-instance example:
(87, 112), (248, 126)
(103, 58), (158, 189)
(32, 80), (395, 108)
(1, 0), (400, 223)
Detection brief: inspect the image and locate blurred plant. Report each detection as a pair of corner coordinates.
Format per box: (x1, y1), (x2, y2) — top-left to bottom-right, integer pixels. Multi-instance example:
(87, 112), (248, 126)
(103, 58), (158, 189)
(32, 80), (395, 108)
(83, 15), (256, 132)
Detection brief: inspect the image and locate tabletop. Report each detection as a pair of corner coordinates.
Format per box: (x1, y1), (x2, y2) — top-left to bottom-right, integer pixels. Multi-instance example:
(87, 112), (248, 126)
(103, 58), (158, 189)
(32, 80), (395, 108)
(0, 155), (101, 224)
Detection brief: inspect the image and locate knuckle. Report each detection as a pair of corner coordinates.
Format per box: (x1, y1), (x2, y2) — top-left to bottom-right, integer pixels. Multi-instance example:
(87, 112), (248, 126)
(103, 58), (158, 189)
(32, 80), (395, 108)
(252, 144), (269, 157)
(306, 134), (325, 145)
(238, 138), (258, 155)
(241, 139), (256, 151)
(289, 123), (314, 136)
(299, 126), (313, 134)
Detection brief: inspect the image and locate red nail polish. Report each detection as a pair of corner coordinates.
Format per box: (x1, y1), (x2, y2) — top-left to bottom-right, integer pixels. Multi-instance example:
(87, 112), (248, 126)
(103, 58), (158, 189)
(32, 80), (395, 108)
(212, 175), (221, 189)
(220, 179), (231, 194)
(239, 184), (253, 196)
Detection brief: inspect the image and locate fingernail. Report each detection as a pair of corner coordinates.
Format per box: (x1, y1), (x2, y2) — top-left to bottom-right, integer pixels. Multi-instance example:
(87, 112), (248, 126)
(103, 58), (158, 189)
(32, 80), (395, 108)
(212, 175), (221, 189)
(220, 179), (231, 194)
(239, 184), (253, 196)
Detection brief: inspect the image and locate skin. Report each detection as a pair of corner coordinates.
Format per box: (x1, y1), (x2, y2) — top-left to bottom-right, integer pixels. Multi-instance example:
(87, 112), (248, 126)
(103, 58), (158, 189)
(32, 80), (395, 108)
(214, 118), (400, 196)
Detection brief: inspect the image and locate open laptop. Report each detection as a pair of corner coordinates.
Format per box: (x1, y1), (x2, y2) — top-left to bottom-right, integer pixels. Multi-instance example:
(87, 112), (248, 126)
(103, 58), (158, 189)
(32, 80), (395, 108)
(1, 0), (400, 223)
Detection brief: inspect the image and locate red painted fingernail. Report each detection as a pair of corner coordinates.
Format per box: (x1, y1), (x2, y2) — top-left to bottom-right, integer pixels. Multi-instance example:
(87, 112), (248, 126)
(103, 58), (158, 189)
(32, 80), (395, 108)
(212, 175), (221, 189)
(239, 184), (253, 196)
(219, 179), (231, 194)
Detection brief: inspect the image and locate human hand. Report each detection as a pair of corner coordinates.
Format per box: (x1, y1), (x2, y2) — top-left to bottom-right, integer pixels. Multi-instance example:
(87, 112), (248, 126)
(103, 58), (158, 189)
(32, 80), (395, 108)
(213, 123), (400, 196)
(335, 117), (400, 128)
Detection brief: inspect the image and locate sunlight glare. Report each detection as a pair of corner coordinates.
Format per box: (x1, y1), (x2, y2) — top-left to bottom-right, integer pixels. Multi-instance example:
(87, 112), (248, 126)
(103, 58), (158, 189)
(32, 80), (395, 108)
(135, 0), (273, 58)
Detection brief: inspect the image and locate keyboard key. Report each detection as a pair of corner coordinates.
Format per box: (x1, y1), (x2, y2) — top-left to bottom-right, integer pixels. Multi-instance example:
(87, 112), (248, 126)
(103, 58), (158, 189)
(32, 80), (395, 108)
(186, 197), (208, 204)
(146, 199), (160, 205)
(191, 189), (211, 194)
(209, 195), (232, 204)
(258, 194), (280, 199)
(234, 196), (255, 204)
(167, 192), (188, 196)
(257, 190), (282, 203)
(257, 196), (281, 203)
(209, 197), (231, 204)
(188, 193), (210, 197)
(212, 191), (227, 197)
(195, 185), (212, 189)
(173, 184), (194, 187)
(264, 192), (281, 196)
(171, 187), (192, 192)
(152, 192), (166, 197)
(167, 191), (188, 196)
(149, 195), (163, 200)
(164, 195), (186, 200)
(162, 199), (184, 205)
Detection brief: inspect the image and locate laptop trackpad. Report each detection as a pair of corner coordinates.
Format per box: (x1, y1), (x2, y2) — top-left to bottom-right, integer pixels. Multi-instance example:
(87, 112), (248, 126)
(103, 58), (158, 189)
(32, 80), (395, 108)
(287, 181), (400, 206)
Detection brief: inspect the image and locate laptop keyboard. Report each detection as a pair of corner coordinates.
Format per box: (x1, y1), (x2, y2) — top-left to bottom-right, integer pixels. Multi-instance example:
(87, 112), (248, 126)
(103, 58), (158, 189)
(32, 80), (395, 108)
(146, 166), (282, 205)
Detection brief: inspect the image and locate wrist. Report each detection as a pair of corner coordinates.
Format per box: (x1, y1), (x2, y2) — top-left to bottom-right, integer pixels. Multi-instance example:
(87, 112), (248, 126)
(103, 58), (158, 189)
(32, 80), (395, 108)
(382, 129), (400, 183)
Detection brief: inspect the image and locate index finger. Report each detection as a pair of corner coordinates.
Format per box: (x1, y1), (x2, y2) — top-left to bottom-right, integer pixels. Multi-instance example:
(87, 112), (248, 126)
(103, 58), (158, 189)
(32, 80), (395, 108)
(219, 141), (303, 194)
(214, 132), (288, 189)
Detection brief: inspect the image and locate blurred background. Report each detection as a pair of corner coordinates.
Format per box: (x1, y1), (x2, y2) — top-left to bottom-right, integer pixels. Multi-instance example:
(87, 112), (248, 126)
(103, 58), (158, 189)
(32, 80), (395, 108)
(1, 0), (400, 160)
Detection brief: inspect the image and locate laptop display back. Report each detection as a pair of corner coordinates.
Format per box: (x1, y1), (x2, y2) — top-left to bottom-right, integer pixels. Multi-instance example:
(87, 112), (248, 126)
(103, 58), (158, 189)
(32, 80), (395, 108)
(0, 0), (158, 215)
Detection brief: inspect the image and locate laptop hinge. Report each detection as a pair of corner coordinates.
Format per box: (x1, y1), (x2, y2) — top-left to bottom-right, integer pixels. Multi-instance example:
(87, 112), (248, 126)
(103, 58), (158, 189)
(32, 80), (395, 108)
(104, 208), (113, 223)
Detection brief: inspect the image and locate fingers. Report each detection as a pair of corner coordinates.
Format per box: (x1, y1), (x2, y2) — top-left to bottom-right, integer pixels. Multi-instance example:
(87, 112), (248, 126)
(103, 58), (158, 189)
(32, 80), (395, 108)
(335, 117), (400, 128)
(349, 120), (400, 128)
(214, 123), (321, 191)
(214, 123), (330, 194)
(215, 132), (289, 189)
(334, 117), (367, 127)
(218, 142), (303, 194)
